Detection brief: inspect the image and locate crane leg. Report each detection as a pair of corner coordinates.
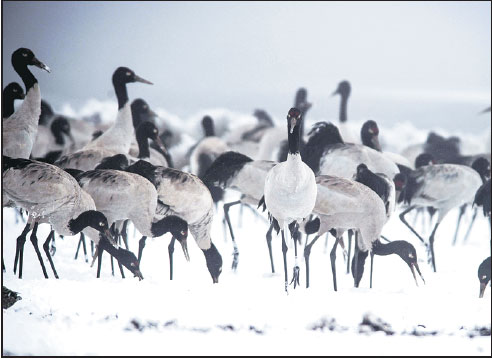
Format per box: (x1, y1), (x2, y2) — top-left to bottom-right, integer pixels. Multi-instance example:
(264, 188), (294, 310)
(121, 220), (129, 250)
(137, 236), (147, 263)
(96, 244), (103, 278)
(224, 200), (241, 271)
(29, 223), (49, 279)
(370, 251), (374, 289)
(168, 236), (175, 280)
(346, 230), (353, 274)
(462, 207), (478, 244)
(43, 230), (59, 279)
(399, 205), (427, 244)
(14, 222), (31, 276)
(281, 229), (288, 293)
(428, 221), (441, 272)
(265, 223), (275, 273)
(289, 224), (300, 289)
(452, 204), (466, 246)
(304, 234), (321, 288)
(330, 237), (340, 291)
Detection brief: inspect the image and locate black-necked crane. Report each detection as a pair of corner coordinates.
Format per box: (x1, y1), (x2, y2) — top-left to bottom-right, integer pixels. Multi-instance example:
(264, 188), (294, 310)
(263, 108), (317, 292)
(2, 156), (142, 279)
(126, 160), (223, 283)
(2, 82), (25, 119)
(3, 48), (50, 159)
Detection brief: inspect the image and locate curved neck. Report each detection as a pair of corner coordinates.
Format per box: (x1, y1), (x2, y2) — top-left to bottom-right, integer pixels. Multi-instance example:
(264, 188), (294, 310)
(339, 95), (348, 123)
(288, 122), (301, 155)
(53, 131), (65, 145)
(204, 124), (215, 137)
(372, 239), (401, 256)
(68, 212), (92, 235)
(13, 63), (37, 92)
(2, 93), (16, 118)
(113, 81), (129, 110)
(136, 131), (150, 159)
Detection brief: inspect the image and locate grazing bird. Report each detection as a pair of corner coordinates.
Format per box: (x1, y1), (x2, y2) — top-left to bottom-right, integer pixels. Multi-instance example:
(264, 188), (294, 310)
(303, 122), (399, 180)
(126, 160), (223, 283)
(56, 67), (152, 171)
(478, 257), (491, 298)
(203, 151), (276, 270)
(3, 48), (50, 159)
(301, 175), (424, 290)
(397, 162), (486, 272)
(2, 82), (25, 119)
(73, 167), (189, 278)
(2, 156), (142, 279)
(263, 108), (317, 292)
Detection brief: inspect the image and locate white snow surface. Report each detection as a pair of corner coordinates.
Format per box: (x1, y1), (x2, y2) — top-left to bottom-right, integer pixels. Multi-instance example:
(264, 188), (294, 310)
(2, 101), (491, 356)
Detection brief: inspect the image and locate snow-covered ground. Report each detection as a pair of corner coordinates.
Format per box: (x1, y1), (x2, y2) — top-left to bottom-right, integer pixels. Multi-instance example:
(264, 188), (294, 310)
(2, 196), (491, 355)
(2, 102), (491, 355)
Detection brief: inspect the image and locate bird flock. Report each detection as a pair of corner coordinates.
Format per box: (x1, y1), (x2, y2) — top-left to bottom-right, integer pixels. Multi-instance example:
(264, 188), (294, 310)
(2, 47), (491, 299)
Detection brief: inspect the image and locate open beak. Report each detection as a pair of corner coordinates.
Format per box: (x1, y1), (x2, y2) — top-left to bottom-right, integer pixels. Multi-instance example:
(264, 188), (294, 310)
(134, 74), (153, 85)
(410, 262), (425, 286)
(179, 238), (190, 262)
(32, 57), (51, 73)
(479, 283), (487, 298)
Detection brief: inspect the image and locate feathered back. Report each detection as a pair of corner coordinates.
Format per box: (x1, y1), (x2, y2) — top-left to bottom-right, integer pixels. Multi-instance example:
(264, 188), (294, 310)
(303, 122), (344, 173)
(202, 151), (253, 188)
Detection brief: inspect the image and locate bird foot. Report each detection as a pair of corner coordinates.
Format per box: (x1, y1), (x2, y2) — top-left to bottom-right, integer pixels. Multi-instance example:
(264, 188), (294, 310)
(50, 244), (56, 257)
(289, 266), (300, 289)
(231, 250), (239, 271)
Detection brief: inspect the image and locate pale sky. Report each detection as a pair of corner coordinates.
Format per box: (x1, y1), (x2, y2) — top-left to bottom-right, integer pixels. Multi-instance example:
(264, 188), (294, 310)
(2, 1), (491, 132)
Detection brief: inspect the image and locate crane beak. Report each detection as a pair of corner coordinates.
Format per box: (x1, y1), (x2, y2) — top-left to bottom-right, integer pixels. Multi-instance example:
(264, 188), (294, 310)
(103, 228), (115, 243)
(289, 117), (298, 134)
(331, 89), (340, 96)
(212, 276), (219, 284)
(479, 282), (487, 298)
(154, 136), (169, 156)
(32, 57), (51, 73)
(371, 134), (382, 152)
(148, 108), (158, 118)
(178, 238), (190, 262)
(134, 74), (153, 85)
(409, 262), (425, 286)
(133, 268), (144, 280)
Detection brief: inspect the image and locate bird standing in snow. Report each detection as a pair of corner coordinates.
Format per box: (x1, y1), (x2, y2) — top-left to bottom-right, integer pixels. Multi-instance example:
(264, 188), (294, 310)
(263, 108), (317, 292)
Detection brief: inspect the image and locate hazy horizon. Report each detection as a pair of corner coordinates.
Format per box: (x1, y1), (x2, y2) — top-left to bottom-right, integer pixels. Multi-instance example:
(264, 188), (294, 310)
(2, 1), (491, 133)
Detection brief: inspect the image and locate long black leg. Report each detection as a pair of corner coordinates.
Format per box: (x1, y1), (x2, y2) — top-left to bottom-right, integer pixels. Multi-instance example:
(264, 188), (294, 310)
(14, 222), (31, 276)
(452, 204), (466, 246)
(43, 230), (59, 279)
(50, 230), (56, 257)
(304, 234), (321, 288)
(281, 229), (288, 293)
(346, 230), (353, 274)
(224, 200), (241, 271)
(121, 220), (129, 250)
(91, 241), (95, 257)
(353, 232), (359, 287)
(370, 251), (374, 289)
(110, 255), (115, 276)
(2, 258), (5, 272)
(428, 220), (441, 272)
(289, 225), (300, 288)
(117, 261), (125, 278)
(462, 207), (478, 244)
(29, 223), (49, 279)
(168, 236), (175, 280)
(330, 237), (340, 291)
(399, 205), (427, 244)
(81, 233), (88, 262)
(138, 236), (147, 263)
(74, 234), (83, 260)
(266, 223), (275, 273)
(96, 244), (103, 278)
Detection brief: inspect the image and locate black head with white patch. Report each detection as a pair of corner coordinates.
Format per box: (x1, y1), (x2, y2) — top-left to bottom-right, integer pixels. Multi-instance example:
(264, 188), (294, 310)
(98, 235), (143, 280)
(415, 153), (435, 168)
(68, 210), (113, 239)
(471, 157), (490, 182)
(286, 108), (302, 154)
(202, 243), (223, 283)
(478, 257), (491, 298)
(12, 48), (50, 74)
(152, 216), (190, 261)
(50, 116), (72, 145)
(131, 98), (157, 129)
(136, 121), (160, 143)
(3, 82), (25, 100)
(202, 116), (215, 137)
(361, 120), (381, 151)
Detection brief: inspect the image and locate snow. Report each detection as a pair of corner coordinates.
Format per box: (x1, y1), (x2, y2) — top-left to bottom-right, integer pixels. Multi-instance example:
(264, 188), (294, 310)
(2, 102), (491, 356)
(2, 197), (491, 355)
